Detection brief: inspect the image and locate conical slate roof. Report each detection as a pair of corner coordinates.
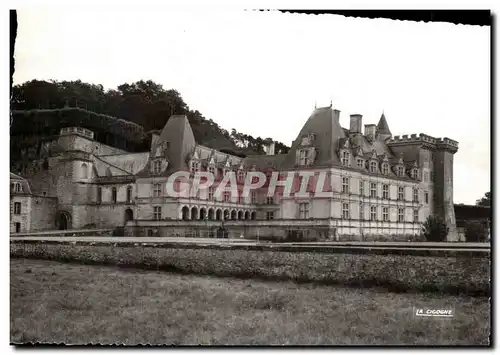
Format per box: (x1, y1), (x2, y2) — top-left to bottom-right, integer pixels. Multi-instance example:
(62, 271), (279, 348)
(377, 113), (392, 135)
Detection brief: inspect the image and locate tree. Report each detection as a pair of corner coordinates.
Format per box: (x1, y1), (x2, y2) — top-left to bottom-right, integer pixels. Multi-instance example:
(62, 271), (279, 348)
(421, 215), (449, 242)
(464, 220), (488, 242)
(476, 192), (491, 207)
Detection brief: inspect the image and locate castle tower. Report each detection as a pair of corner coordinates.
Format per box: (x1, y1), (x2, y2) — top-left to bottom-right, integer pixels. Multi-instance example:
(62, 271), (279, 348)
(434, 138), (459, 241)
(55, 127), (96, 228)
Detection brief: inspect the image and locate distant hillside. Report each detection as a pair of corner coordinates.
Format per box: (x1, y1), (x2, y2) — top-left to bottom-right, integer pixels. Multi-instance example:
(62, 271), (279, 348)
(10, 79), (289, 172)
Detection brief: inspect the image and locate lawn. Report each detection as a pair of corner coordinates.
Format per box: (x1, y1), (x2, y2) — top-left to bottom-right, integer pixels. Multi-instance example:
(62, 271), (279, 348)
(10, 259), (490, 346)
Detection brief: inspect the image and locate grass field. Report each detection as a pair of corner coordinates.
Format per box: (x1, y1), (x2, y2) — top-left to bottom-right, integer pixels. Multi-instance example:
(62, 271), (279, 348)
(10, 259), (490, 346)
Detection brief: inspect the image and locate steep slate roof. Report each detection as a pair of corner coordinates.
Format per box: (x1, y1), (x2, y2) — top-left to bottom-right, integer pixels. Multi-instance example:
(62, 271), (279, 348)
(281, 106), (346, 168)
(243, 154), (286, 170)
(136, 115), (197, 177)
(377, 113), (392, 136)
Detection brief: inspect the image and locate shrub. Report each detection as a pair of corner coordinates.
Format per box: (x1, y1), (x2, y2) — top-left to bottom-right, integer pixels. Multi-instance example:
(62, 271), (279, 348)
(422, 215), (449, 242)
(112, 227), (125, 237)
(464, 221), (488, 242)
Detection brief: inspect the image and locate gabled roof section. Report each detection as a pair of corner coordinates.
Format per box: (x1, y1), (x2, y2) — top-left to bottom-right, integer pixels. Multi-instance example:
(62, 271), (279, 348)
(10, 172), (25, 180)
(377, 113), (392, 136)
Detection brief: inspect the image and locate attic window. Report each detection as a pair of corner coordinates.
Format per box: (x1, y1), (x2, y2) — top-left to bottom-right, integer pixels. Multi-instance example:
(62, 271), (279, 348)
(381, 163), (389, 175)
(208, 166), (215, 176)
(298, 149), (309, 166)
(341, 151), (350, 166)
(356, 159), (364, 168)
(369, 161), (378, 173)
(397, 166), (405, 177)
(411, 168), (419, 180)
(13, 183), (21, 193)
(153, 160), (162, 174)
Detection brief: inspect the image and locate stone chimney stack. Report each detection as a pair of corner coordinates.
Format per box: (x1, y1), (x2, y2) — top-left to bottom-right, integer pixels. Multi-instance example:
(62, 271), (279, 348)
(364, 124), (377, 137)
(264, 138), (275, 155)
(349, 114), (363, 134)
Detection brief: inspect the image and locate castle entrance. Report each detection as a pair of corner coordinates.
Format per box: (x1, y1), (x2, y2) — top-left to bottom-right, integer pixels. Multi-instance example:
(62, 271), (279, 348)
(55, 211), (72, 230)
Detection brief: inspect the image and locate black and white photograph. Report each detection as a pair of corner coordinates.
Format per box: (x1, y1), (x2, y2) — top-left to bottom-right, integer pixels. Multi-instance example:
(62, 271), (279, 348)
(8, 7), (492, 347)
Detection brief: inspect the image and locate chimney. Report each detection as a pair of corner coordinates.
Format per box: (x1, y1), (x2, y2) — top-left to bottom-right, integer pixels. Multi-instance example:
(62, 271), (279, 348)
(264, 138), (275, 155)
(349, 114), (363, 134)
(364, 124), (377, 137)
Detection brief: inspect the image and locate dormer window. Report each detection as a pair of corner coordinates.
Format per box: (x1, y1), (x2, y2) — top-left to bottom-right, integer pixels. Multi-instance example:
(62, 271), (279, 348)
(299, 149), (309, 166)
(189, 160), (200, 174)
(396, 166), (405, 177)
(411, 168), (418, 180)
(12, 183), (22, 193)
(356, 159), (364, 169)
(237, 170), (245, 183)
(341, 151), (350, 166)
(369, 161), (378, 173)
(153, 160), (162, 174)
(381, 163), (389, 175)
(208, 166), (215, 176)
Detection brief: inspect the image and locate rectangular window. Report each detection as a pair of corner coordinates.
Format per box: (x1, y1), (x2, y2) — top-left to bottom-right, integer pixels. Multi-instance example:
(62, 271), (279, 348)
(382, 164), (389, 175)
(382, 184), (389, 199)
(112, 187), (117, 204)
(299, 150), (309, 166)
(424, 171), (429, 182)
(341, 152), (350, 166)
(342, 177), (349, 194)
(370, 206), (377, 221)
(413, 188), (419, 202)
(97, 187), (102, 204)
(370, 161), (377, 173)
(14, 202), (21, 215)
(251, 191), (257, 203)
(153, 160), (161, 174)
(208, 166), (215, 176)
(397, 166), (404, 177)
(357, 159), (364, 168)
(223, 191), (231, 202)
(208, 187), (214, 200)
(359, 203), (364, 220)
(266, 196), (274, 204)
(398, 208), (405, 222)
(342, 202), (350, 219)
(147, 229), (154, 237)
(382, 207), (389, 221)
(425, 191), (429, 204)
(398, 186), (404, 201)
(413, 209), (419, 222)
(153, 183), (162, 197)
(359, 180), (364, 196)
(299, 202), (309, 219)
(266, 211), (274, 220)
(370, 182), (377, 198)
(153, 206), (162, 220)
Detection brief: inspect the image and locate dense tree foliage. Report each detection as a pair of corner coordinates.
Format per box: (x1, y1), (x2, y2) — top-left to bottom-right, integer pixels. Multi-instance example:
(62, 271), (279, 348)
(464, 220), (489, 242)
(10, 79), (289, 171)
(476, 192), (491, 207)
(421, 215), (449, 242)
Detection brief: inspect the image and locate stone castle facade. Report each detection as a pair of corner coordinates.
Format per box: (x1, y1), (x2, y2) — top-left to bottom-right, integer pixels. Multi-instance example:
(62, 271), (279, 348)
(10, 105), (459, 241)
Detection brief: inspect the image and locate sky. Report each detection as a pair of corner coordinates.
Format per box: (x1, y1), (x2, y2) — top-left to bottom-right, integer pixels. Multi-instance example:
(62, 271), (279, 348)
(13, 9), (490, 205)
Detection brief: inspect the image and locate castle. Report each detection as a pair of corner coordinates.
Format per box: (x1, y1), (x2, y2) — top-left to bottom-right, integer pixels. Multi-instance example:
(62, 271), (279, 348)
(10, 105), (459, 241)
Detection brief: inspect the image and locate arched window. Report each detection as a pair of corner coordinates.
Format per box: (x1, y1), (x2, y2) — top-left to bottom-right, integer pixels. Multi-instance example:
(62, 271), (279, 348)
(81, 163), (88, 179)
(112, 187), (117, 203)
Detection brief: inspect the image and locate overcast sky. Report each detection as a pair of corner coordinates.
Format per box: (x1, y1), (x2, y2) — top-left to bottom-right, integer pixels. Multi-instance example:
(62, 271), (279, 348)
(13, 9), (490, 204)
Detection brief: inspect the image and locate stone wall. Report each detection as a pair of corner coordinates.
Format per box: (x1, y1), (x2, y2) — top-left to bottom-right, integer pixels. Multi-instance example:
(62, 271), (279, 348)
(10, 241), (490, 296)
